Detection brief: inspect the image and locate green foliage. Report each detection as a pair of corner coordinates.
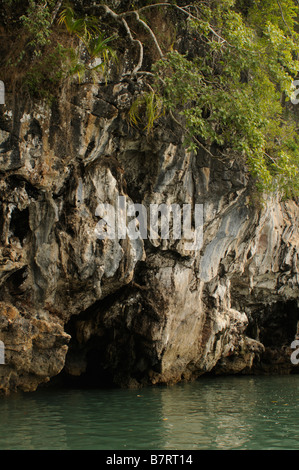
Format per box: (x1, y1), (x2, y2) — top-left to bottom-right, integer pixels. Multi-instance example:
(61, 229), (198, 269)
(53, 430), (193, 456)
(20, 0), (55, 55)
(3, 0), (299, 198)
(22, 43), (83, 99)
(4, 1), (117, 96)
(87, 33), (116, 62)
(58, 5), (117, 81)
(58, 5), (101, 42)
(128, 90), (164, 133)
(150, 0), (299, 198)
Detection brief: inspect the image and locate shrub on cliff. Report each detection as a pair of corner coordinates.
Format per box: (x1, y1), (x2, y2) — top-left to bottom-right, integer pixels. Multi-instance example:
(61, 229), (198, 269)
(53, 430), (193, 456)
(1, 0), (299, 198)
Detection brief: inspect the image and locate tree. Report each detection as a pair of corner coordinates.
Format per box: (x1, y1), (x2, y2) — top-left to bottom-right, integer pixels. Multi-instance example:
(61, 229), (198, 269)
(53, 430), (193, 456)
(2, 0), (299, 198)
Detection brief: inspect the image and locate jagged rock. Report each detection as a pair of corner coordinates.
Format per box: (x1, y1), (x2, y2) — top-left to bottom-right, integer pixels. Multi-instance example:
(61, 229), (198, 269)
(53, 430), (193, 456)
(0, 302), (70, 395)
(0, 77), (299, 394)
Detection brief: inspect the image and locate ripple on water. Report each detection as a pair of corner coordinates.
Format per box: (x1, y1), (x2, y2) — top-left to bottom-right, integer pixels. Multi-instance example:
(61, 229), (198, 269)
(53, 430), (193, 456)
(1, 375), (299, 450)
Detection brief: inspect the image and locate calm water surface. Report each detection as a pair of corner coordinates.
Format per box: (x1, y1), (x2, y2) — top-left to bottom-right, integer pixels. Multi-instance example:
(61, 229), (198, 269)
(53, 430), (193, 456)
(1, 375), (299, 450)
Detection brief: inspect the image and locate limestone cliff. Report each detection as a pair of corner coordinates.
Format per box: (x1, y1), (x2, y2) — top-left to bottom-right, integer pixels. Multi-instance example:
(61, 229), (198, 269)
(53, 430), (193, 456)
(1, 2), (299, 395)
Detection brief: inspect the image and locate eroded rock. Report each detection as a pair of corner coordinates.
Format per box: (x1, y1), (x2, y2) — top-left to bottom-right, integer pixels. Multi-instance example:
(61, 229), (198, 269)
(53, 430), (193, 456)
(0, 78), (299, 395)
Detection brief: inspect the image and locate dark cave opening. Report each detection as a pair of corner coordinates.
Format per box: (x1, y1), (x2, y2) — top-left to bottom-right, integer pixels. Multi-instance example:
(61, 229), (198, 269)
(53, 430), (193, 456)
(247, 300), (299, 348)
(10, 207), (30, 243)
(51, 290), (299, 390)
(244, 299), (299, 374)
(62, 330), (117, 390)
(55, 293), (128, 390)
(52, 283), (154, 390)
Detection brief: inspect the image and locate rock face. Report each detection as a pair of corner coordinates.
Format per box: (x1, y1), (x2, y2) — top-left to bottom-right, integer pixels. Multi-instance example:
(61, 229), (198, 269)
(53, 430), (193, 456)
(0, 76), (299, 394)
(0, 302), (69, 393)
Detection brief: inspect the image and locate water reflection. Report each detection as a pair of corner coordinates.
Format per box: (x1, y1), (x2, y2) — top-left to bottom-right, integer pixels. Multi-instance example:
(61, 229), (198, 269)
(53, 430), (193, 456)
(1, 375), (299, 449)
(158, 377), (257, 449)
(0, 387), (166, 450)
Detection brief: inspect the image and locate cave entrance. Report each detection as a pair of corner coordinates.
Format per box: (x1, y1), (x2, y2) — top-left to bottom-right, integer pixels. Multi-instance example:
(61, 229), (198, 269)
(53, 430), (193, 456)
(10, 207), (30, 243)
(58, 306), (117, 390)
(52, 293), (131, 390)
(255, 300), (299, 348)
(247, 299), (299, 374)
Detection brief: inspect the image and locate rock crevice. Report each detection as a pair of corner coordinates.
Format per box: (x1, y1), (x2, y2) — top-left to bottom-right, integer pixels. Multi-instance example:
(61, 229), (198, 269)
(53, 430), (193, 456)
(0, 79), (299, 394)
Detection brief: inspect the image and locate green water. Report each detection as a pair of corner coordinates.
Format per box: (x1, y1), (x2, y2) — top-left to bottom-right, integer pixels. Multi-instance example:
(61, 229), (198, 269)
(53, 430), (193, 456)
(1, 375), (299, 450)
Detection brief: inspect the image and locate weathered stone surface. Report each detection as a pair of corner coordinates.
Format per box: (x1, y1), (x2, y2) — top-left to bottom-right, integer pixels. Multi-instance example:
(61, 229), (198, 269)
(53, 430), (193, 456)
(0, 302), (70, 394)
(0, 77), (299, 395)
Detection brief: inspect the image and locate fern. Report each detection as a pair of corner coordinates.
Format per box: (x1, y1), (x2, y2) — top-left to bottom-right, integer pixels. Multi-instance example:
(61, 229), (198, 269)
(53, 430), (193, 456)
(87, 33), (116, 61)
(129, 91), (164, 133)
(58, 4), (116, 82)
(58, 5), (100, 43)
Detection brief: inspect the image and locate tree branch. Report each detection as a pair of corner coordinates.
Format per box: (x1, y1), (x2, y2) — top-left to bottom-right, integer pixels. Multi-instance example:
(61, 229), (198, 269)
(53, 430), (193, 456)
(169, 110), (222, 160)
(50, 0), (63, 25)
(136, 2), (232, 47)
(97, 4), (164, 74)
(131, 10), (164, 59)
(121, 18), (144, 74)
(276, 0), (293, 37)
